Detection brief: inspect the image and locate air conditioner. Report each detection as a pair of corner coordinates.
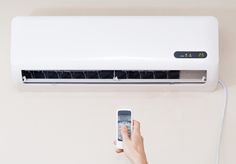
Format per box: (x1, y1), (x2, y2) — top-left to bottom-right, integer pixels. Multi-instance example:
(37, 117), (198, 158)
(11, 16), (219, 91)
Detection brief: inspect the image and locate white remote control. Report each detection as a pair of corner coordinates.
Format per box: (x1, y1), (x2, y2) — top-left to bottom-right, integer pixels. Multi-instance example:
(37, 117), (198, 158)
(116, 109), (133, 149)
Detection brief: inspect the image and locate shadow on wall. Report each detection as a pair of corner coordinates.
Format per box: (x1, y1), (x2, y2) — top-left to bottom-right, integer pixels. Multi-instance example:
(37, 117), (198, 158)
(29, 8), (236, 87)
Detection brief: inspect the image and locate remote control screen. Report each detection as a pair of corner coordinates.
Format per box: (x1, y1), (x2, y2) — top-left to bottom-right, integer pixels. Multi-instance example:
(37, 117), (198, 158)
(118, 110), (131, 141)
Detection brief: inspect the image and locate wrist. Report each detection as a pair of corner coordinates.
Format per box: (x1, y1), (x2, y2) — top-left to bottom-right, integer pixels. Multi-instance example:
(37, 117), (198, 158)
(133, 154), (148, 164)
(134, 159), (148, 164)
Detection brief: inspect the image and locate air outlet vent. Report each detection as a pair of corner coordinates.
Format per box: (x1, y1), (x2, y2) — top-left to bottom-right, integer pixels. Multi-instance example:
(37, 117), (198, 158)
(21, 70), (206, 84)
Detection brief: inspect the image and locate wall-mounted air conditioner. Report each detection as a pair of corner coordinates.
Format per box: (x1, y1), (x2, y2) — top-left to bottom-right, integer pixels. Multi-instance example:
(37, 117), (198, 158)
(11, 16), (219, 91)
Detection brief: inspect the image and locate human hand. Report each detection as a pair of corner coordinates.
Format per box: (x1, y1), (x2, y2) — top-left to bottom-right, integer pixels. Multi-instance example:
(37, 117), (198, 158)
(115, 120), (148, 164)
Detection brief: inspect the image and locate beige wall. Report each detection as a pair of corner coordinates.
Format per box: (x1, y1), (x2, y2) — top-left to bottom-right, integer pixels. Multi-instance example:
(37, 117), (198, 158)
(0, 0), (236, 163)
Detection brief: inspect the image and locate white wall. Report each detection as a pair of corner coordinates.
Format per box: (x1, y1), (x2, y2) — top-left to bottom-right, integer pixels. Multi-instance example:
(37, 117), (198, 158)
(0, 0), (236, 164)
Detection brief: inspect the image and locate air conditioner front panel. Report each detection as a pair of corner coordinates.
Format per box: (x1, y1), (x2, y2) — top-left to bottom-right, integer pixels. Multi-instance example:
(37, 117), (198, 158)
(11, 16), (219, 90)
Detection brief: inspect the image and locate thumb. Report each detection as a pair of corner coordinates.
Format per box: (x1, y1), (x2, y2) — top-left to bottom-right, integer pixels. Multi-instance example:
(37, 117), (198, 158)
(121, 126), (130, 142)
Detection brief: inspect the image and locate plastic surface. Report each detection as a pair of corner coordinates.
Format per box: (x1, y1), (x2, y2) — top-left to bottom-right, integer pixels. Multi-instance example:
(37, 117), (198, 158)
(11, 16), (219, 91)
(116, 109), (133, 149)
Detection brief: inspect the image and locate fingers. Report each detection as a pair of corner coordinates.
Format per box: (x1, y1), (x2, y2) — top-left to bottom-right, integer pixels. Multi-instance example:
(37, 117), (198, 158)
(121, 126), (130, 141)
(133, 120), (141, 134)
(113, 140), (124, 153)
(116, 149), (123, 153)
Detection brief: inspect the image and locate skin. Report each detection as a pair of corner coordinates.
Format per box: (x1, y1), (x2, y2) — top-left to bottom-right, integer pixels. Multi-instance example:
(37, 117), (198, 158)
(115, 120), (148, 164)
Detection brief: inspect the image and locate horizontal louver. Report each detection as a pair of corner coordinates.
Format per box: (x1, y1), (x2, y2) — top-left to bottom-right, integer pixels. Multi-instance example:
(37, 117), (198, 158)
(22, 70), (180, 79)
(21, 70), (206, 84)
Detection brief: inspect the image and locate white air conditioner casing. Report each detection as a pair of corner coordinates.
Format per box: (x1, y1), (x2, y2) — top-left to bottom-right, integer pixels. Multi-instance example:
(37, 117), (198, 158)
(11, 16), (219, 91)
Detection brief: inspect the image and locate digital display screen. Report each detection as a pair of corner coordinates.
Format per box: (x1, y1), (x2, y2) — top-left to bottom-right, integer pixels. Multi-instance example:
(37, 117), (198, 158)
(118, 111), (131, 141)
(174, 51), (207, 58)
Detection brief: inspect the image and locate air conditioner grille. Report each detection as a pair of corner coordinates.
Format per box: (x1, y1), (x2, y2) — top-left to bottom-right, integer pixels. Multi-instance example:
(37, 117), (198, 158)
(21, 70), (206, 84)
(22, 70), (181, 80)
